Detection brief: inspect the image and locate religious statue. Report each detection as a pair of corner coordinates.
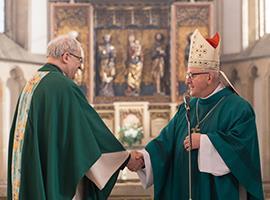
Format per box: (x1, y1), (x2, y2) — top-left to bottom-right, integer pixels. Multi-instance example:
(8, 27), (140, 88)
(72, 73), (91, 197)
(98, 34), (116, 96)
(125, 34), (143, 96)
(151, 33), (166, 94)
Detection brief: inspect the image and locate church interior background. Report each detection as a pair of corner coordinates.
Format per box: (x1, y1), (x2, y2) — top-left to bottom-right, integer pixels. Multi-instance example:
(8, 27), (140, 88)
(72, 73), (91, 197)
(0, 0), (270, 199)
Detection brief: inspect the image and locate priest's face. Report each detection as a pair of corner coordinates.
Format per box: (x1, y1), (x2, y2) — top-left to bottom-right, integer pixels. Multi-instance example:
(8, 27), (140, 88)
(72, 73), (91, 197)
(66, 51), (83, 79)
(185, 67), (211, 98)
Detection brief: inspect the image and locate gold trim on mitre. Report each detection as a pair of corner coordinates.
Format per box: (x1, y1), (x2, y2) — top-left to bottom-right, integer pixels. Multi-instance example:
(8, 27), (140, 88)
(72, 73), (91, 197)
(188, 29), (220, 70)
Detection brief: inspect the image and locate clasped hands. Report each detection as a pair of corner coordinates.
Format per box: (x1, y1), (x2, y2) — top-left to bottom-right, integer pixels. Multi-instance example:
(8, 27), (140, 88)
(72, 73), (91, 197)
(126, 133), (201, 171)
(126, 151), (144, 172)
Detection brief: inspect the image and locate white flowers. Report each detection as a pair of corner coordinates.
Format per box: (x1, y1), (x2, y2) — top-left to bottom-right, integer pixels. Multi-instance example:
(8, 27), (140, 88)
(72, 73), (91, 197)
(124, 127), (138, 138)
(119, 126), (143, 147)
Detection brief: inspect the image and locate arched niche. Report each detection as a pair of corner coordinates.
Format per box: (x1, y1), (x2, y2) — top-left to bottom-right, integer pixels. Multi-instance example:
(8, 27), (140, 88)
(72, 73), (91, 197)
(230, 67), (241, 90)
(6, 66), (26, 123)
(247, 64), (259, 106)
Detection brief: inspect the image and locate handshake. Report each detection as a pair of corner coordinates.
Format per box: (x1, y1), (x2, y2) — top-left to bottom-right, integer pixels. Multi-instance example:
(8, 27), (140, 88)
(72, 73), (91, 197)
(126, 151), (145, 172)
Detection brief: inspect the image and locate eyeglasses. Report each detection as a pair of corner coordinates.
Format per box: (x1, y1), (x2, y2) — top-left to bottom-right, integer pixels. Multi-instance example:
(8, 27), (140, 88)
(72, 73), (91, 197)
(186, 72), (210, 79)
(69, 52), (83, 64)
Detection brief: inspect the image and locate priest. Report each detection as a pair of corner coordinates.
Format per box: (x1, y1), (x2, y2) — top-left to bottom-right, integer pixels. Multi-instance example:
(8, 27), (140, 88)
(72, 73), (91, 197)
(7, 35), (140, 200)
(130, 29), (264, 200)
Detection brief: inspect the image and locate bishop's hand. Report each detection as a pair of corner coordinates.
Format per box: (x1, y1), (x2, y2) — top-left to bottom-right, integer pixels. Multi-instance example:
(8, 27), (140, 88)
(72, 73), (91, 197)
(183, 133), (201, 151)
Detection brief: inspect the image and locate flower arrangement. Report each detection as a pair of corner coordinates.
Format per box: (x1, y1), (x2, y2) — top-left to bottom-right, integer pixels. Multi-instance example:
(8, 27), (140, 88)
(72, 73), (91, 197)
(118, 125), (143, 147)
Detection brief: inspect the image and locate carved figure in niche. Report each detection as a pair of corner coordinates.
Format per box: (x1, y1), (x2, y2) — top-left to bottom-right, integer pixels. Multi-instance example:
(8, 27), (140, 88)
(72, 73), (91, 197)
(151, 33), (166, 95)
(184, 32), (193, 68)
(98, 34), (116, 96)
(125, 35), (143, 96)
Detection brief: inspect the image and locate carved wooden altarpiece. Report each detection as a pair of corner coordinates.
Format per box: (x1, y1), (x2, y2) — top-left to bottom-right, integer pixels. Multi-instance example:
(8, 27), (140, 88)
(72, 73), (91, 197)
(50, 2), (213, 104)
(93, 3), (171, 104)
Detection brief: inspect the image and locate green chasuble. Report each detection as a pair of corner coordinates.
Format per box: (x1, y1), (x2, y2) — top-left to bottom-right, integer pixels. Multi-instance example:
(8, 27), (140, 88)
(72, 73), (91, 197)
(146, 87), (264, 200)
(7, 63), (128, 200)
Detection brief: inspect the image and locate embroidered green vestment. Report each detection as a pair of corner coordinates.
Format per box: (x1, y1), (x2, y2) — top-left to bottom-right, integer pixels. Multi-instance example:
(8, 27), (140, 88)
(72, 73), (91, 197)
(8, 64), (127, 200)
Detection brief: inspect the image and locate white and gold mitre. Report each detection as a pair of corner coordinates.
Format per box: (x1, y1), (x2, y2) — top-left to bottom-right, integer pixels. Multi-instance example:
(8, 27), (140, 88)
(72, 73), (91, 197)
(188, 29), (239, 95)
(188, 29), (220, 70)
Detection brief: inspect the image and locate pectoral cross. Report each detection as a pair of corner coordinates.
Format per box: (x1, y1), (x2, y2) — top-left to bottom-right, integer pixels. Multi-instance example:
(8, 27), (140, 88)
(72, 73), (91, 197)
(191, 125), (200, 133)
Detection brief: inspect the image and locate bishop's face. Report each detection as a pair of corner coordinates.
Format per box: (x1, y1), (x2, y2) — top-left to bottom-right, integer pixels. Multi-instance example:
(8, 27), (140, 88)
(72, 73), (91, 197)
(185, 67), (210, 98)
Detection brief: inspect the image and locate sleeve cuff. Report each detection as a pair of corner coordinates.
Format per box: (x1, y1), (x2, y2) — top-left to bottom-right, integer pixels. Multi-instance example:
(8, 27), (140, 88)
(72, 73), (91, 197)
(198, 135), (230, 176)
(137, 149), (154, 188)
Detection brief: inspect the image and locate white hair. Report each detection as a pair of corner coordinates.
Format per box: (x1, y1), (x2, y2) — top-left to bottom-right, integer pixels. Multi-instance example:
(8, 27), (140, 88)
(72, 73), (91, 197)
(208, 69), (220, 83)
(47, 35), (81, 58)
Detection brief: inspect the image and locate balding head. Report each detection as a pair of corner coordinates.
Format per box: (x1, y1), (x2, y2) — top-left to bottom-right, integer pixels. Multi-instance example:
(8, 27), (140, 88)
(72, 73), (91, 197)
(46, 35), (83, 79)
(47, 35), (81, 59)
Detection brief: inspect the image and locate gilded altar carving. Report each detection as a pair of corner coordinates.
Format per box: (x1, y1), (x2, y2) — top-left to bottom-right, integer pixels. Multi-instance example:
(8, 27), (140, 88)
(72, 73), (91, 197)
(96, 30), (169, 84)
(150, 112), (170, 120)
(149, 104), (171, 110)
(125, 34), (144, 96)
(49, 2), (213, 104)
(97, 34), (117, 96)
(94, 5), (170, 99)
(151, 33), (167, 95)
(94, 95), (170, 104)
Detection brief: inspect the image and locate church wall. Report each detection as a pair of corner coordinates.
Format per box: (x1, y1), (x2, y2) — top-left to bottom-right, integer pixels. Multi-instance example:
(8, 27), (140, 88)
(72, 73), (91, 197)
(28, 0), (48, 54)
(221, 0), (242, 54)
(222, 57), (270, 198)
(5, 0), (48, 53)
(0, 78), (4, 196)
(5, 0), (29, 49)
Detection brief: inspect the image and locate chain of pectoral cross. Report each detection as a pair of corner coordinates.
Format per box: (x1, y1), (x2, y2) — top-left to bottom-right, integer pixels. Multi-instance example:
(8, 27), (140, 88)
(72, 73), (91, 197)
(191, 96), (226, 133)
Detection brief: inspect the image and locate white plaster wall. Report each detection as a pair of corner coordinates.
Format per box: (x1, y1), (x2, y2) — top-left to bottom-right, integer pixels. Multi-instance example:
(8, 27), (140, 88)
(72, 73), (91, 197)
(0, 61), (38, 185)
(221, 0), (242, 54)
(253, 65), (265, 174)
(223, 58), (270, 197)
(257, 61), (270, 183)
(28, 0), (48, 54)
(0, 0), (4, 33)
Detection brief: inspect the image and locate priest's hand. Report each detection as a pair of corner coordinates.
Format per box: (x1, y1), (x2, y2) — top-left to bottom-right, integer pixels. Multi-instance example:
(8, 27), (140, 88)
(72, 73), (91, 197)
(183, 133), (201, 151)
(127, 151), (145, 171)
